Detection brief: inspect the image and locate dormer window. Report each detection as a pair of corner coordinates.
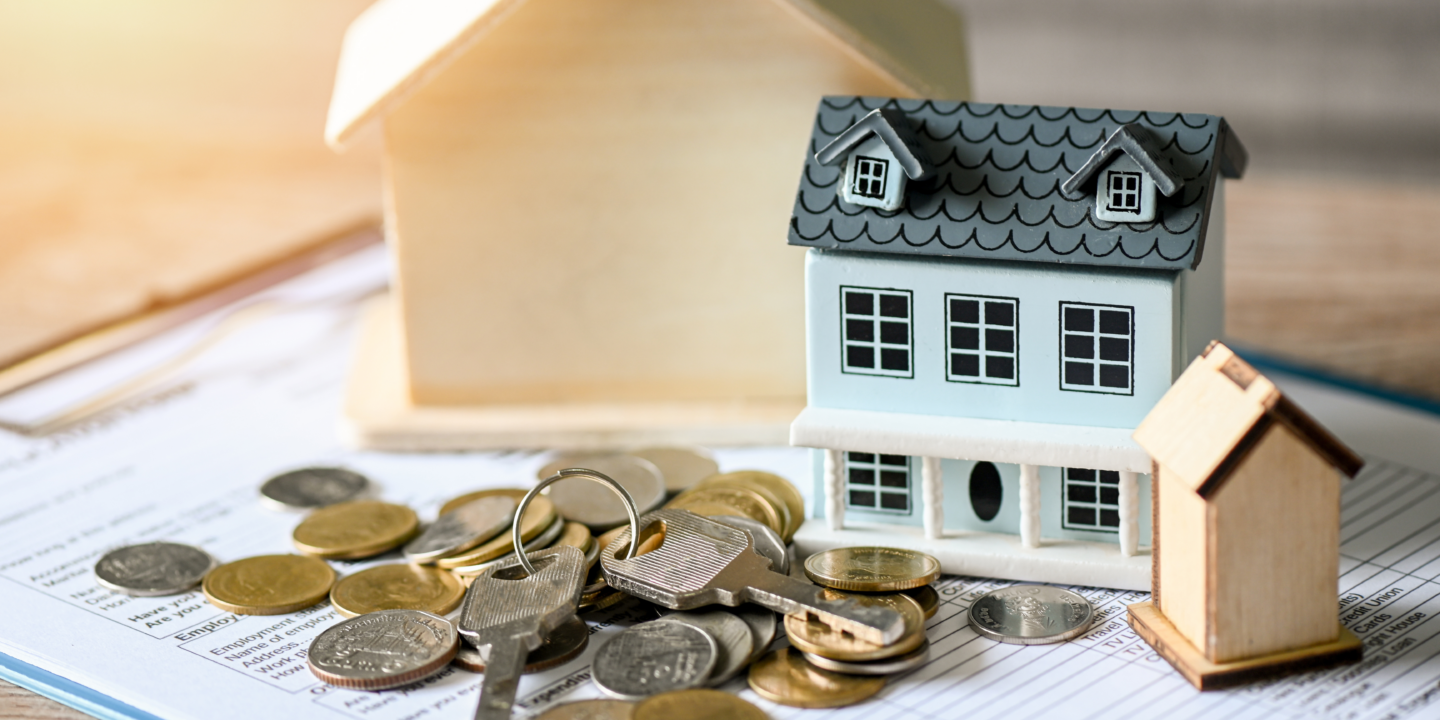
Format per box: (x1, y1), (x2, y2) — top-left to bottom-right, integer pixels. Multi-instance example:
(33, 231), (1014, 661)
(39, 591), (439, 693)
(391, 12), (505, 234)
(1093, 156), (1157, 223)
(1106, 172), (1141, 213)
(1061, 123), (1181, 226)
(839, 136), (906, 211)
(815, 107), (934, 214)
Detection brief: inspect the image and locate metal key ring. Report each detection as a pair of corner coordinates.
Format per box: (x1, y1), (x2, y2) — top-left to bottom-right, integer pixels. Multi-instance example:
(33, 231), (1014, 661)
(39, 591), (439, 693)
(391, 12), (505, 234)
(514, 468), (641, 576)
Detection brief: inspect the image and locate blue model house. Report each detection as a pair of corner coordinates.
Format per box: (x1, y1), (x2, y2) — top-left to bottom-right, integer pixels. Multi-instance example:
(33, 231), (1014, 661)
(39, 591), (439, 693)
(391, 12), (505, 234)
(786, 97), (1246, 590)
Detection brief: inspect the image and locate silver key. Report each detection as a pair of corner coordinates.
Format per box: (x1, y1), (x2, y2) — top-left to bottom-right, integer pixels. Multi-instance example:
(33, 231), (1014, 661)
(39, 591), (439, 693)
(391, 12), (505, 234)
(459, 544), (586, 720)
(599, 509), (903, 645)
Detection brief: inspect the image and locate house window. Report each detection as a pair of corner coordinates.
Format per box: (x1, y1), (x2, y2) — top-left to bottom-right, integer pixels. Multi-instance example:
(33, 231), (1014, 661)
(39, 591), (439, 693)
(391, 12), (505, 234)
(845, 452), (911, 514)
(946, 294), (1018, 386)
(1059, 302), (1133, 395)
(841, 287), (913, 378)
(851, 156), (889, 199)
(1063, 468), (1120, 532)
(1106, 172), (1143, 214)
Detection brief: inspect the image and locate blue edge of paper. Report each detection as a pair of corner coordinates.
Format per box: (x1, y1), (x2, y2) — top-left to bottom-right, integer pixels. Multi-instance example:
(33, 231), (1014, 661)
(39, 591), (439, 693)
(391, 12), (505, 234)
(3, 344), (1438, 720)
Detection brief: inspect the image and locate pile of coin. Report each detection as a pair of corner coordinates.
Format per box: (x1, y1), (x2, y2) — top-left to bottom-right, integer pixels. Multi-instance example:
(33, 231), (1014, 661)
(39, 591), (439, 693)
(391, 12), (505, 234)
(535, 690), (767, 720)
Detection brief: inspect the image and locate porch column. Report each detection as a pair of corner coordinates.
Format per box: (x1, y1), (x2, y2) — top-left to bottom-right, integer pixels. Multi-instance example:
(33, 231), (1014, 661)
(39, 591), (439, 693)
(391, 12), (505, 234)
(921, 456), (944, 540)
(1118, 470), (1139, 557)
(1019, 463), (1040, 548)
(824, 449), (845, 531)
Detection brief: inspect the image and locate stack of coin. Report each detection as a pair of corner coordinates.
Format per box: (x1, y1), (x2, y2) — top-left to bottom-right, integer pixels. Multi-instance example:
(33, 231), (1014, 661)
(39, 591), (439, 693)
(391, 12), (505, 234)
(664, 470), (804, 543)
(535, 690), (766, 720)
(541, 447), (720, 498)
(592, 606), (777, 700)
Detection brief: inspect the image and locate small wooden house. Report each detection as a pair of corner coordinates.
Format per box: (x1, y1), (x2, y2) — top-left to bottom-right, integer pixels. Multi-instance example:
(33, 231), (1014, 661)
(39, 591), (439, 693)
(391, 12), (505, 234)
(323, 0), (969, 450)
(1129, 341), (1364, 690)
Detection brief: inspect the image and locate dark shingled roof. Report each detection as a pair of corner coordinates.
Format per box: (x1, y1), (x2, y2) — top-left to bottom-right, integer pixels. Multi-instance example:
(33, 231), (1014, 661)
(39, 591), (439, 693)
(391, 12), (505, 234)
(788, 97), (1247, 271)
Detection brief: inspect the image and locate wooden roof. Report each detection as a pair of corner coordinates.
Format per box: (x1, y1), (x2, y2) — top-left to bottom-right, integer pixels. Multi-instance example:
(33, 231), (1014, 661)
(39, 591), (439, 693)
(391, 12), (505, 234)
(1133, 341), (1363, 498)
(324, 0), (971, 148)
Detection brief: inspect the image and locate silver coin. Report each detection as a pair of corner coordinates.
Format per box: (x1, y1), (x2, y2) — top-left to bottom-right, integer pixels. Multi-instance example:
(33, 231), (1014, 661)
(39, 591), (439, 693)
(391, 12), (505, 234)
(804, 639), (931, 675)
(656, 611), (754, 686)
(452, 616), (590, 674)
(94, 542), (217, 597)
(404, 495), (516, 563)
(711, 515), (788, 574)
(307, 609), (459, 690)
(540, 455), (666, 530)
(259, 467), (369, 511)
(734, 605), (777, 662)
(593, 621), (717, 700)
(968, 585), (1095, 645)
(448, 512), (569, 575)
(627, 446), (719, 494)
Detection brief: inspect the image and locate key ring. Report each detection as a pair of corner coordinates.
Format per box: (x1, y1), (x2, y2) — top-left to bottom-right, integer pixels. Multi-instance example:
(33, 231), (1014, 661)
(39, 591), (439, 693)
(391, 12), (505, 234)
(514, 468), (640, 576)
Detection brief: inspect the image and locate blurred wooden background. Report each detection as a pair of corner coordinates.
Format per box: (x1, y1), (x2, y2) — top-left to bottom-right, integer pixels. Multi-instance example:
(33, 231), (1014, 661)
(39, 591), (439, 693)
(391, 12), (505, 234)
(2, 0), (1439, 715)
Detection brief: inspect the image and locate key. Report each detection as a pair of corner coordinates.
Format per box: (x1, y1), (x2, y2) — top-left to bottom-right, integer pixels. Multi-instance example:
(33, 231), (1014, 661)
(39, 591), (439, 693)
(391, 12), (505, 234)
(459, 544), (586, 720)
(599, 509), (904, 645)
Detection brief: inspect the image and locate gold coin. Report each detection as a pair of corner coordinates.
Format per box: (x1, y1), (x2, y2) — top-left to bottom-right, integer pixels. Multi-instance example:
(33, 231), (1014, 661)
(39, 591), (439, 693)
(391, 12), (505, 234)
(746, 647), (885, 709)
(688, 477), (791, 541)
(438, 488), (527, 517)
(804, 547), (941, 592)
(696, 470), (804, 541)
(627, 447), (719, 494)
(906, 584), (940, 620)
(535, 699), (635, 720)
(596, 524), (628, 555)
(434, 495), (555, 569)
(785, 589), (925, 661)
(202, 555), (335, 616)
(292, 501), (420, 559)
(329, 563), (465, 618)
(554, 521), (592, 550)
(666, 486), (782, 536)
(634, 689), (767, 720)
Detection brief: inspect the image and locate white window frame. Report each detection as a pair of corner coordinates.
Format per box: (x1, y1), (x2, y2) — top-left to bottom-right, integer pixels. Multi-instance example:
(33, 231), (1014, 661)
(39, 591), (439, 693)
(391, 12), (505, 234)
(1106, 171), (1143, 213)
(1059, 302), (1134, 395)
(844, 452), (912, 514)
(840, 287), (913, 379)
(1062, 468), (1121, 532)
(1094, 166), (1157, 223)
(851, 156), (889, 200)
(945, 294), (1019, 386)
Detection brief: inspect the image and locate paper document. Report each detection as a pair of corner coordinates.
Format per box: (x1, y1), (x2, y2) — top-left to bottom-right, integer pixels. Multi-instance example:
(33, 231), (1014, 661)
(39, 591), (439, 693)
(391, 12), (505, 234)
(4, 246), (1440, 719)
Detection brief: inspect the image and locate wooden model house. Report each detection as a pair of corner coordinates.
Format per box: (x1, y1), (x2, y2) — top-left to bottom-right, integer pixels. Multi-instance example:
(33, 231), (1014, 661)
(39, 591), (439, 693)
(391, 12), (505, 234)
(323, 0), (969, 450)
(787, 97), (1247, 589)
(1128, 342), (1363, 689)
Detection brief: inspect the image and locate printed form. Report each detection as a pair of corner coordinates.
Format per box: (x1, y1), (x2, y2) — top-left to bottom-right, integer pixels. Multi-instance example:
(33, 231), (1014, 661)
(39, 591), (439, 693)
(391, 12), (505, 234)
(3, 246), (1440, 719)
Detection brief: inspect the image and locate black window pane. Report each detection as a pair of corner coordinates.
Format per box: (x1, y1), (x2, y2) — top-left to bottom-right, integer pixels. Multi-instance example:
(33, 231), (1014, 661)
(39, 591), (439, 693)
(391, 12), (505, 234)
(880, 493), (908, 511)
(951, 353), (979, 377)
(848, 452), (875, 463)
(951, 326), (979, 350)
(1099, 364), (1128, 388)
(880, 471), (908, 488)
(1065, 361), (1094, 386)
(1067, 468), (1096, 482)
(879, 454), (907, 467)
(985, 301), (1014, 327)
(1064, 307), (1093, 332)
(846, 319), (873, 342)
(849, 469), (875, 486)
(849, 490), (875, 507)
(1099, 471), (1120, 484)
(1100, 487), (1119, 505)
(1068, 485), (1096, 503)
(986, 328), (1014, 353)
(880, 321), (908, 344)
(1100, 310), (1129, 335)
(969, 462), (1003, 521)
(1100, 337), (1128, 362)
(1064, 335), (1094, 359)
(1068, 507), (1096, 526)
(950, 298), (978, 324)
(846, 345), (874, 369)
(985, 356), (1014, 380)
(881, 348), (909, 372)
(845, 292), (873, 315)
(879, 294), (908, 318)
(1100, 509), (1120, 527)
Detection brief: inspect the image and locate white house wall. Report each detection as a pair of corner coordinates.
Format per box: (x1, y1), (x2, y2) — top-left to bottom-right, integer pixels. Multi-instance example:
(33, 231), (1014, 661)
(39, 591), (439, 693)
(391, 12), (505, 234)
(1179, 179), (1226, 374)
(805, 248), (1181, 429)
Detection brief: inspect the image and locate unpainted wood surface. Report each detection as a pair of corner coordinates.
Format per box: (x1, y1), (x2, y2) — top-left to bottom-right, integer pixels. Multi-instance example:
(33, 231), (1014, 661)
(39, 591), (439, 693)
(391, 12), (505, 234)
(1209, 424), (1341, 663)
(1156, 463), (1210, 655)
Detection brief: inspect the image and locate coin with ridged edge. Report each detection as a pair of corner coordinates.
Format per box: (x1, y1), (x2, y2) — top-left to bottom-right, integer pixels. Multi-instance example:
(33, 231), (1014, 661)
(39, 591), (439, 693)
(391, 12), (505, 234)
(804, 546), (940, 592)
(535, 699), (635, 720)
(695, 470), (804, 542)
(784, 589), (926, 662)
(329, 563), (465, 618)
(905, 584), (941, 620)
(259, 467), (369, 511)
(452, 615), (589, 673)
(968, 585), (1095, 645)
(94, 542), (217, 597)
(403, 495), (516, 563)
(446, 512), (567, 576)
(307, 609), (458, 690)
(665, 485), (782, 537)
(593, 621), (717, 701)
(803, 639), (931, 675)
(434, 495), (555, 569)
(292, 501), (419, 559)
(687, 475), (792, 541)
(634, 689), (768, 720)
(202, 554), (335, 615)
(656, 611), (753, 686)
(746, 647), (885, 708)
